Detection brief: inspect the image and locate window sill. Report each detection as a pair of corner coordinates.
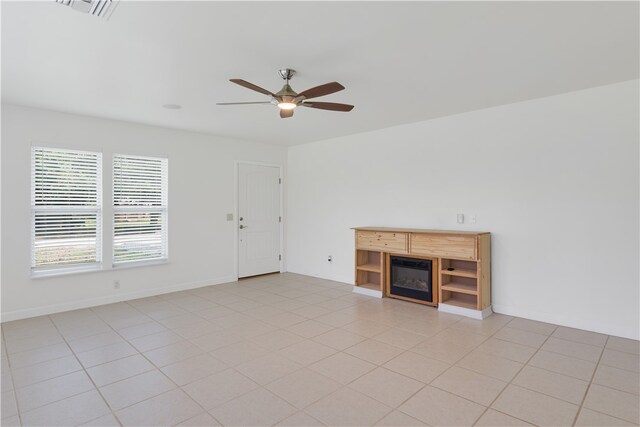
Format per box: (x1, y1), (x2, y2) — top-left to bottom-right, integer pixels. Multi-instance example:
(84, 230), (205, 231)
(31, 264), (103, 279)
(112, 259), (169, 270)
(31, 259), (169, 279)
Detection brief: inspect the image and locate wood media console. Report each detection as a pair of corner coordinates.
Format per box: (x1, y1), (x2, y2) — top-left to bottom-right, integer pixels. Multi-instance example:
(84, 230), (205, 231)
(353, 227), (492, 319)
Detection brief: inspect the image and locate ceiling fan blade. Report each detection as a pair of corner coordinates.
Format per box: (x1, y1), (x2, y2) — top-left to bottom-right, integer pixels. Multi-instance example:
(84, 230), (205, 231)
(216, 102), (272, 105)
(229, 79), (276, 97)
(297, 82), (345, 100)
(300, 102), (354, 112)
(280, 109), (294, 119)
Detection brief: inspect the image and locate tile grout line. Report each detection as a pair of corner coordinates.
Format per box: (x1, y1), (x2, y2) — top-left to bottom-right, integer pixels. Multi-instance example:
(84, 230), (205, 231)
(4, 276), (637, 427)
(91, 304), (226, 426)
(571, 403), (640, 426)
(585, 381), (640, 397)
(392, 326), (494, 419)
(8, 330), (169, 391)
(110, 278), (358, 425)
(332, 315), (502, 424)
(6, 343), (73, 372)
(40, 304), (203, 425)
(194, 291), (388, 423)
(10, 293), (453, 426)
(417, 323), (510, 425)
(571, 334), (609, 427)
(100, 297), (267, 425)
(46, 312), (127, 427)
(468, 320), (559, 426)
(180, 279), (369, 426)
(297, 410), (327, 426)
(480, 322), (624, 423)
(385, 318), (516, 424)
(2, 329), (24, 426)
(8, 326), (84, 422)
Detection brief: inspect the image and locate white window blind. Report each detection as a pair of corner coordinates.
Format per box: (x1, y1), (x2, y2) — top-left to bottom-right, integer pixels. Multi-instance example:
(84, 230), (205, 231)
(31, 146), (102, 272)
(113, 154), (168, 265)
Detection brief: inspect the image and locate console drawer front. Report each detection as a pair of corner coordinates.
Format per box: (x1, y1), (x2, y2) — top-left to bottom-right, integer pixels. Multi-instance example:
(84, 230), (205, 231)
(410, 234), (477, 260)
(357, 231), (408, 253)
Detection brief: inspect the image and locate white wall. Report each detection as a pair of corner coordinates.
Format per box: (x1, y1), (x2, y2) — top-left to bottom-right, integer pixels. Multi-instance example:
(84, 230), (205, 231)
(1, 104), (287, 321)
(3, 81), (639, 340)
(287, 80), (640, 340)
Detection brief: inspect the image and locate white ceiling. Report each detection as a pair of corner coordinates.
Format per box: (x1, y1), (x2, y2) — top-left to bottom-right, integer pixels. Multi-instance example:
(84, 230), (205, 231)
(2, 1), (638, 146)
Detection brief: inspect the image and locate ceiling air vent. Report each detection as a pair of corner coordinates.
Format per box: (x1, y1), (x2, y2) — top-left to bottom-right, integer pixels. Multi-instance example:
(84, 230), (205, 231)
(54, 0), (117, 19)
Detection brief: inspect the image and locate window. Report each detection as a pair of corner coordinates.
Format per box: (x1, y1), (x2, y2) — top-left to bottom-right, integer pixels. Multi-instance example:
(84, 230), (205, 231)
(31, 146), (102, 273)
(113, 154), (168, 265)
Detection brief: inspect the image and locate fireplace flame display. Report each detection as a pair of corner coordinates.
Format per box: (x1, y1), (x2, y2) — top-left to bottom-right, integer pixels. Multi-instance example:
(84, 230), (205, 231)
(395, 277), (430, 292)
(389, 256), (433, 303)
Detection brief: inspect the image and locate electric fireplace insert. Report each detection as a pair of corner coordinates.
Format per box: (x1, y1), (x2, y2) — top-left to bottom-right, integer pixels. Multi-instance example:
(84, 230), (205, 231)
(388, 255), (433, 303)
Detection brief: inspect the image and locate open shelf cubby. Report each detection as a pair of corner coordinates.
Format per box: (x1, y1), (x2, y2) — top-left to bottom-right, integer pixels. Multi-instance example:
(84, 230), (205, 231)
(439, 258), (480, 309)
(356, 270), (381, 291)
(440, 259), (478, 278)
(356, 250), (382, 272)
(441, 276), (478, 295)
(440, 291), (477, 310)
(355, 250), (384, 292)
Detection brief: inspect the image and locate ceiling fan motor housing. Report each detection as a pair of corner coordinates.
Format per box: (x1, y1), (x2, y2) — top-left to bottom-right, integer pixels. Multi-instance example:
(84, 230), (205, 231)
(276, 83), (298, 98)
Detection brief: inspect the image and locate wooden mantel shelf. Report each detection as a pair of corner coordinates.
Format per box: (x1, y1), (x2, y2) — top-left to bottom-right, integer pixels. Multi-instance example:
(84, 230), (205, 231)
(352, 227), (489, 236)
(352, 226), (492, 319)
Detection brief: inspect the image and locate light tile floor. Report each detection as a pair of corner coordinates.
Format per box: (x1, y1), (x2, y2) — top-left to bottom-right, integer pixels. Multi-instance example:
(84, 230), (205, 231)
(1, 273), (639, 426)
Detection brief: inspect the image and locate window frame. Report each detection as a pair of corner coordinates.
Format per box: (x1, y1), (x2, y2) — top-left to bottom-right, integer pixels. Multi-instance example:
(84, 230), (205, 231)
(112, 153), (169, 267)
(30, 145), (103, 277)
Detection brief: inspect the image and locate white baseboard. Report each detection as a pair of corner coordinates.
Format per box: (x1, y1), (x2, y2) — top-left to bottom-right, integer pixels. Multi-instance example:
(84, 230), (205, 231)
(492, 304), (639, 340)
(285, 268), (354, 286)
(439, 303), (493, 320)
(352, 286), (383, 298)
(286, 268), (638, 340)
(0, 275), (237, 323)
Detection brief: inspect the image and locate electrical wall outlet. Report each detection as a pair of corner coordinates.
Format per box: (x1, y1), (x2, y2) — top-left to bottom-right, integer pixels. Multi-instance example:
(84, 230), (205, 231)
(226, 213), (233, 221)
(113, 280), (120, 289)
(457, 213), (465, 224)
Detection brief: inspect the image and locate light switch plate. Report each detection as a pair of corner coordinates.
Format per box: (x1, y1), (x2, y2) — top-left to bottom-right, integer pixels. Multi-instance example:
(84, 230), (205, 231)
(226, 213), (233, 221)
(457, 213), (464, 224)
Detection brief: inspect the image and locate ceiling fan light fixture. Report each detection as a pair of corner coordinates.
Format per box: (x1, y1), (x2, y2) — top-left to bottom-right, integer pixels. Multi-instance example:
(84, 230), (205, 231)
(277, 102), (297, 110)
(277, 94), (297, 110)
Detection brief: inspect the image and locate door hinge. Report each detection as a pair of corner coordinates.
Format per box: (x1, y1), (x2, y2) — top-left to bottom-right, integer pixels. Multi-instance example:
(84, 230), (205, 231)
(279, 216), (282, 223)
(279, 254), (282, 261)
(279, 178), (282, 184)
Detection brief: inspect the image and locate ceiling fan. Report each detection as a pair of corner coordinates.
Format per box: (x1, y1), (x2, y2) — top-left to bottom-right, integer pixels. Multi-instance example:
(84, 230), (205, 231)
(217, 69), (354, 119)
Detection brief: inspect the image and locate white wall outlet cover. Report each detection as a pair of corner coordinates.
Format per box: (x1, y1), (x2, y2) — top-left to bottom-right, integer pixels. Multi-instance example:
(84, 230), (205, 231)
(226, 213), (233, 221)
(470, 214), (477, 223)
(457, 213), (465, 224)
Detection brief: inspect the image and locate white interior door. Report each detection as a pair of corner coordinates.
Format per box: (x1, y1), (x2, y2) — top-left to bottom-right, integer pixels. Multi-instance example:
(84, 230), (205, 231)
(238, 163), (281, 278)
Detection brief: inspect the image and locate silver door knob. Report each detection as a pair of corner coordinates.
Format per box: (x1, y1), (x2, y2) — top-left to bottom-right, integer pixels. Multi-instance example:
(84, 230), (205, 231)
(239, 225), (248, 229)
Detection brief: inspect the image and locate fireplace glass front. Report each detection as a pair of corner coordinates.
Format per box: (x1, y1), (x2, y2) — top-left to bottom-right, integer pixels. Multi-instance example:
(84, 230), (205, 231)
(389, 256), (432, 303)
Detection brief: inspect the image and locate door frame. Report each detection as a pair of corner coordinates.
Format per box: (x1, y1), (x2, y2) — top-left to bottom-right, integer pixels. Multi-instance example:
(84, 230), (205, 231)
(234, 161), (284, 280)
